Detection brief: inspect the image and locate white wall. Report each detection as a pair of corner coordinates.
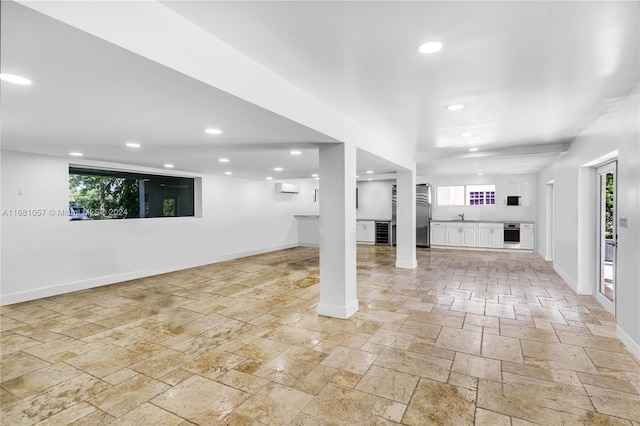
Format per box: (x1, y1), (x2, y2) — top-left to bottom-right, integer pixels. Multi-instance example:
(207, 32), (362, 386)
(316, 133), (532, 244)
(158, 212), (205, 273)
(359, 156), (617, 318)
(356, 180), (393, 220)
(536, 86), (640, 358)
(0, 150), (318, 305)
(355, 175), (538, 224)
(421, 173), (538, 223)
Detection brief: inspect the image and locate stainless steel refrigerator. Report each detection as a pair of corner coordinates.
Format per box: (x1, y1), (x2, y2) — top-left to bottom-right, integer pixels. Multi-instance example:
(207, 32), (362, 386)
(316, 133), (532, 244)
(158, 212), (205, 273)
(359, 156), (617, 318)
(392, 184), (432, 247)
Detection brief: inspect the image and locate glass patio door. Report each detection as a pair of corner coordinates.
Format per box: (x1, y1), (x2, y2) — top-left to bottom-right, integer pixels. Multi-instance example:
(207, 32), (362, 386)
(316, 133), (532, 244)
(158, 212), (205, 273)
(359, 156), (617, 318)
(596, 162), (616, 314)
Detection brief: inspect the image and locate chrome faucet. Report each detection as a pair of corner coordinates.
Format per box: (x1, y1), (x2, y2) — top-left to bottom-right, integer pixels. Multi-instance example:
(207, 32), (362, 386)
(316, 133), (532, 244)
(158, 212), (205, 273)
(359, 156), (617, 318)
(458, 213), (465, 221)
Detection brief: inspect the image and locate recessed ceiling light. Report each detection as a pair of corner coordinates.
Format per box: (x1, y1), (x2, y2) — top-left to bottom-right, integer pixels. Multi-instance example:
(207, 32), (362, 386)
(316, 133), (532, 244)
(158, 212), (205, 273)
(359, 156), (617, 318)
(366, 170), (374, 174)
(290, 150), (302, 155)
(218, 158), (229, 163)
(460, 133), (473, 137)
(0, 73), (32, 85)
(205, 128), (223, 135)
(315, 177), (320, 180)
(311, 174), (319, 178)
(69, 152), (83, 157)
(356, 175), (360, 178)
(126, 142), (141, 148)
(447, 104), (464, 111)
(274, 167), (283, 172)
(164, 164), (174, 168)
(478, 172), (484, 176)
(225, 171), (232, 175)
(418, 41), (444, 54)
(469, 147), (479, 152)
(368, 178), (373, 181)
(266, 177), (273, 180)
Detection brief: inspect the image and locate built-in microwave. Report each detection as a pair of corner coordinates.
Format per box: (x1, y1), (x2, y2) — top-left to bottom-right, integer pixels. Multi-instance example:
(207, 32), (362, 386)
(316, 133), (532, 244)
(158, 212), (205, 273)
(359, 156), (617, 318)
(506, 196), (520, 206)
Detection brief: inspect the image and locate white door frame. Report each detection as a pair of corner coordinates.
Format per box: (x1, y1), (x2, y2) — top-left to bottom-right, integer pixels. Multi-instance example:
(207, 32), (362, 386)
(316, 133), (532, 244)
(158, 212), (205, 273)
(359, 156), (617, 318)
(545, 181), (554, 262)
(595, 161), (616, 315)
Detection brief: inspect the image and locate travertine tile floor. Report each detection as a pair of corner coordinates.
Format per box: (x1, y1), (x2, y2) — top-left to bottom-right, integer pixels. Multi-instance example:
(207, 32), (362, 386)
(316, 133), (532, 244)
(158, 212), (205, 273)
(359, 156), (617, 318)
(1, 246), (639, 425)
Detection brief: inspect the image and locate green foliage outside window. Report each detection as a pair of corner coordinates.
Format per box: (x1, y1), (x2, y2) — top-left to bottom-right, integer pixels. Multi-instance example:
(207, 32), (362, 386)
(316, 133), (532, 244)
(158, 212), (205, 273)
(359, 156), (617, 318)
(69, 174), (138, 219)
(605, 173), (614, 239)
(163, 199), (176, 217)
(69, 167), (195, 220)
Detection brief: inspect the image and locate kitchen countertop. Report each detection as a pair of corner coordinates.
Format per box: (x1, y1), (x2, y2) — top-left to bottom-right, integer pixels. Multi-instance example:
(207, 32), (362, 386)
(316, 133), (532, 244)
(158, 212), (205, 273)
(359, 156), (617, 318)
(295, 216), (533, 224)
(294, 215), (392, 222)
(431, 219), (535, 224)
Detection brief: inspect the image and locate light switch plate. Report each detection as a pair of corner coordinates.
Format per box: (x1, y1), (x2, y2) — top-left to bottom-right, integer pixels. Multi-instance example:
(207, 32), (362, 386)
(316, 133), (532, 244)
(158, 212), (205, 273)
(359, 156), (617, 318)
(619, 217), (628, 228)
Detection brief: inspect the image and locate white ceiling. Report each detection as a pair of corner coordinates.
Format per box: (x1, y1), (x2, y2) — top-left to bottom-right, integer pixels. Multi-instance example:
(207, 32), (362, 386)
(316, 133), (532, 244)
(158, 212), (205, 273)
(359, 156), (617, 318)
(1, 1), (638, 180)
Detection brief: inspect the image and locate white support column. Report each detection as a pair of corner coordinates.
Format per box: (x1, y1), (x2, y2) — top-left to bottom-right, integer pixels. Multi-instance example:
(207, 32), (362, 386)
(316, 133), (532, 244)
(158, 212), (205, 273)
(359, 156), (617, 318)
(318, 143), (358, 319)
(395, 170), (417, 269)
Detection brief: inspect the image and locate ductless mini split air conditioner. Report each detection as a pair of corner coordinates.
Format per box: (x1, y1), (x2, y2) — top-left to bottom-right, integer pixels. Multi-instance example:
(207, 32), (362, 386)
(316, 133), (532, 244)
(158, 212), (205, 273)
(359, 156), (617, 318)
(275, 183), (299, 194)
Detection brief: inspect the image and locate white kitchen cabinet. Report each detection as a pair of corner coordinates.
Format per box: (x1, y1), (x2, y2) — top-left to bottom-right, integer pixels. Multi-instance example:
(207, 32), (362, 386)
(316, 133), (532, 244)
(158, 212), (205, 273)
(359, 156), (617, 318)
(521, 183), (530, 206)
(446, 226), (462, 246)
(446, 223), (478, 247)
(520, 223), (534, 249)
(432, 221), (528, 250)
(478, 226), (491, 247)
(490, 225), (504, 248)
(499, 182), (530, 206)
(430, 222), (446, 246)
(496, 183), (507, 205)
(356, 221), (375, 244)
(462, 227), (479, 247)
(479, 223), (504, 248)
(506, 183), (521, 197)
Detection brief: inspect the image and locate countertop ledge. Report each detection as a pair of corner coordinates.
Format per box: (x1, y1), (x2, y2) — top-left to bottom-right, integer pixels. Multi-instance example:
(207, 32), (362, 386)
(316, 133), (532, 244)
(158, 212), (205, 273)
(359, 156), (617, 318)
(432, 220), (535, 224)
(294, 215), (392, 222)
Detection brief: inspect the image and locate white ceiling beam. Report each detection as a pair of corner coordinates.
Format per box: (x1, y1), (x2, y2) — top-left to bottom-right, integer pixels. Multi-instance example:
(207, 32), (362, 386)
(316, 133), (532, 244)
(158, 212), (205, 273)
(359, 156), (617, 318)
(17, 0), (414, 172)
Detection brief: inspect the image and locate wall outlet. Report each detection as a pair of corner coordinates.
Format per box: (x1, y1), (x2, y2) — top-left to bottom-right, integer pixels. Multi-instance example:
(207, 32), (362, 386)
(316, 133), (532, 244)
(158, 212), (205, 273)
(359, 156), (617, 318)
(619, 217), (628, 228)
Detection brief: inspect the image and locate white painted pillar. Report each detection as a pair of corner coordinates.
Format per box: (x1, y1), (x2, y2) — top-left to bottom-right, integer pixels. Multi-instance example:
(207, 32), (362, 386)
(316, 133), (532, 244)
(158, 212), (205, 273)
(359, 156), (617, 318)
(577, 167), (596, 295)
(318, 143), (358, 319)
(396, 170), (417, 269)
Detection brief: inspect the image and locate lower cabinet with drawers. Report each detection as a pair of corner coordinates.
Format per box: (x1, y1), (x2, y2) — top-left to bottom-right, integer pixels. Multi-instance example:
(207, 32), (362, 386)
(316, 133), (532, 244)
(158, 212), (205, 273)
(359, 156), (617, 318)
(430, 221), (533, 250)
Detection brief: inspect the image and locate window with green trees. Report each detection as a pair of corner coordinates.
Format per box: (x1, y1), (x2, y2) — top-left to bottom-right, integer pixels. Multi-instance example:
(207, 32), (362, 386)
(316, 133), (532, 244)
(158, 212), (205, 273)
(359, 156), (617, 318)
(68, 167), (194, 220)
(604, 172), (614, 239)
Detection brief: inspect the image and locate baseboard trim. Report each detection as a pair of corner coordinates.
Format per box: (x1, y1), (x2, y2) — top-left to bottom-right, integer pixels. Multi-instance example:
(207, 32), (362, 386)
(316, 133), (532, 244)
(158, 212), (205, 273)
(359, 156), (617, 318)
(0, 243), (298, 306)
(317, 299), (359, 319)
(395, 259), (417, 269)
(429, 245), (533, 254)
(537, 249), (553, 262)
(298, 242), (320, 248)
(617, 325), (640, 360)
(553, 263), (579, 293)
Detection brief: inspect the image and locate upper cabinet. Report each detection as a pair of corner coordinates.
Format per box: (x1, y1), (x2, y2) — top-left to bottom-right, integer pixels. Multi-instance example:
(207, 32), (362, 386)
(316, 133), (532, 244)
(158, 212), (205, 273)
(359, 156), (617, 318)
(506, 183), (521, 197)
(496, 182), (530, 206)
(496, 183), (506, 205)
(520, 183), (530, 206)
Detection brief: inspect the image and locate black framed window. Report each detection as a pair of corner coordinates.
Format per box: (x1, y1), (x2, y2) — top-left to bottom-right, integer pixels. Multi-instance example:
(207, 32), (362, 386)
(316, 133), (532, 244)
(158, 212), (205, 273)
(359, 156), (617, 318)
(69, 167), (194, 220)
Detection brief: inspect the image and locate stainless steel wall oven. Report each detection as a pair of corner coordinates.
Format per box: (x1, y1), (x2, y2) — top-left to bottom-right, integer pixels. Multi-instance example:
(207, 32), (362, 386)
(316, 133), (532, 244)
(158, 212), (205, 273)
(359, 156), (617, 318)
(504, 223), (520, 248)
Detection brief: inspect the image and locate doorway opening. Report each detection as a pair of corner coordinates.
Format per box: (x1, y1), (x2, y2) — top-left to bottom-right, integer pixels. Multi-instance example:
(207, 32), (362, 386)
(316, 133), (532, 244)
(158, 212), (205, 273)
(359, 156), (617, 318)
(596, 161), (616, 314)
(545, 181), (554, 262)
